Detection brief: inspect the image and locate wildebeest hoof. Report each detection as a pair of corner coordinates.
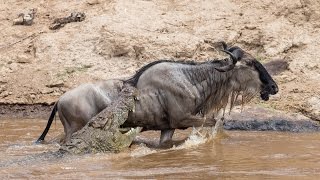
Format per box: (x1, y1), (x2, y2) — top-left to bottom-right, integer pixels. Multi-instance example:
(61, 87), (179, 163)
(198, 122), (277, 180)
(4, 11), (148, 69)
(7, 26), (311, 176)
(34, 139), (43, 144)
(159, 141), (174, 149)
(34, 139), (49, 145)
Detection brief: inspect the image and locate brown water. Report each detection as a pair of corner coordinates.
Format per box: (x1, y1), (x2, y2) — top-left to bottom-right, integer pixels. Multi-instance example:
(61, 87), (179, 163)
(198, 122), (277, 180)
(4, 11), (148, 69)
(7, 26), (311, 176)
(1, 118), (320, 179)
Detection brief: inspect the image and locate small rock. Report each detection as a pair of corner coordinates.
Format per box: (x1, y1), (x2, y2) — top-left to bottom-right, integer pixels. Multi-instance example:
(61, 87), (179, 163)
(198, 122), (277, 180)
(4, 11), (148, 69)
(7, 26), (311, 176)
(133, 45), (145, 59)
(279, 74), (296, 83)
(53, 92), (62, 96)
(112, 46), (130, 57)
(13, 9), (36, 26)
(0, 80), (7, 84)
(87, 0), (99, 5)
(46, 81), (64, 88)
(1, 91), (9, 97)
(244, 25), (256, 30)
(23, 14), (34, 25)
(0, 86), (6, 93)
(308, 97), (320, 109)
(13, 15), (24, 25)
(16, 54), (32, 63)
(301, 97), (320, 121)
(49, 12), (85, 30)
(41, 88), (54, 94)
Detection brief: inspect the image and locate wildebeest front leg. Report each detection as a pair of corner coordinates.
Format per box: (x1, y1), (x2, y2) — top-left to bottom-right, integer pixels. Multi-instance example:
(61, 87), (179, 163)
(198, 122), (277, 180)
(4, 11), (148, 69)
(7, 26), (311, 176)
(160, 129), (175, 147)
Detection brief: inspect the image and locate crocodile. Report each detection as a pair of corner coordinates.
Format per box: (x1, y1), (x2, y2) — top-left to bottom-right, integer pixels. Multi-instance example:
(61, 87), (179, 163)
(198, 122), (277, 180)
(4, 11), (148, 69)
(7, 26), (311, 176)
(59, 84), (142, 154)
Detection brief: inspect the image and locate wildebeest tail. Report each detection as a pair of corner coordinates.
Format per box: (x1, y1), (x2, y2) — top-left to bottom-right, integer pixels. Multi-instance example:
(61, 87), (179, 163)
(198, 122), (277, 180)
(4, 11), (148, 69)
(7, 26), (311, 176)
(35, 102), (58, 143)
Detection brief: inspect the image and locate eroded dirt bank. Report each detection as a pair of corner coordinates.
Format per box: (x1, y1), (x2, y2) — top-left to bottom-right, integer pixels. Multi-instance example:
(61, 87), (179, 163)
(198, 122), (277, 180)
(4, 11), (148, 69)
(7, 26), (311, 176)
(0, 0), (319, 121)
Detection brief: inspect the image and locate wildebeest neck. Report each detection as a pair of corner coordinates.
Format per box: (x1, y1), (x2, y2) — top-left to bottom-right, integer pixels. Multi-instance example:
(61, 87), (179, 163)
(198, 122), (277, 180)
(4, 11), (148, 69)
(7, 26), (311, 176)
(180, 63), (235, 115)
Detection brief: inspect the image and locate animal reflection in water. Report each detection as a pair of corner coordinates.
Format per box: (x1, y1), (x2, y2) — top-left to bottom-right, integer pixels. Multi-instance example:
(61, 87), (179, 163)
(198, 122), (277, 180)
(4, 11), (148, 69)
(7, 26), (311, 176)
(36, 42), (278, 147)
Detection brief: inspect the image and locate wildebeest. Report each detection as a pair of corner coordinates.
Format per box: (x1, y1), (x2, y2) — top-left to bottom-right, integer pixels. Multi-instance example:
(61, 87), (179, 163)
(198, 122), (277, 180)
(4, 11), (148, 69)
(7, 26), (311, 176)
(122, 43), (278, 144)
(36, 79), (123, 143)
(36, 43), (239, 144)
(36, 42), (278, 146)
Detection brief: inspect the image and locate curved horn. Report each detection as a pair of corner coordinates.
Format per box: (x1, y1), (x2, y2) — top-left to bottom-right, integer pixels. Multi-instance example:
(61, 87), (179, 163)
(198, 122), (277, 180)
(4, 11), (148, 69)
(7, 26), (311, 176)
(214, 45), (244, 72)
(214, 49), (239, 72)
(219, 41), (228, 50)
(221, 49), (237, 64)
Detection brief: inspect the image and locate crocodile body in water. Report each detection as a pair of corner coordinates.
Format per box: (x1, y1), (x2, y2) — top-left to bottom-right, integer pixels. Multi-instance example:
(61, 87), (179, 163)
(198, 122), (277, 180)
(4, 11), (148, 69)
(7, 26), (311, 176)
(59, 85), (142, 154)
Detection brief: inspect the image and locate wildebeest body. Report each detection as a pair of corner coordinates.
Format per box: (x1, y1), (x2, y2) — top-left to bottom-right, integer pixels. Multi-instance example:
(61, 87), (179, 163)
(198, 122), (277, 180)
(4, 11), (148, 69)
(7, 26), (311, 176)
(123, 60), (261, 131)
(123, 45), (278, 143)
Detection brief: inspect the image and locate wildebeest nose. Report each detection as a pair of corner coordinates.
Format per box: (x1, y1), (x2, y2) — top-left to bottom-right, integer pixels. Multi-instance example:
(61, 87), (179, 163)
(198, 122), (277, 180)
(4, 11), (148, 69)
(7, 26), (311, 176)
(271, 84), (278, 94)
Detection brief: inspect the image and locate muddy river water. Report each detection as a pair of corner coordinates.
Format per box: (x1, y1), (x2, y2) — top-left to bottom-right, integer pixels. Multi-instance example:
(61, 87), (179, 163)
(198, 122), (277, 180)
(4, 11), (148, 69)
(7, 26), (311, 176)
(1, 118), (320, 179)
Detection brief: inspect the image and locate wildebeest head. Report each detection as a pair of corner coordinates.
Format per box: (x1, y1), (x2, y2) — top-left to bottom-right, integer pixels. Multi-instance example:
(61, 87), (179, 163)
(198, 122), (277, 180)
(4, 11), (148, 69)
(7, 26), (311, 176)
(218, 42), (278, 101)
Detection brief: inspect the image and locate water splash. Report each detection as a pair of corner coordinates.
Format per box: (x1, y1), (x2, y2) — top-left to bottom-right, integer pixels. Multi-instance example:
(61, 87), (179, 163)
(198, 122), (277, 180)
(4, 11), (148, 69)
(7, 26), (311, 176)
(130, 143), (158, 157)
(130, 118), (229, 157)
(176, 118), (229, 148)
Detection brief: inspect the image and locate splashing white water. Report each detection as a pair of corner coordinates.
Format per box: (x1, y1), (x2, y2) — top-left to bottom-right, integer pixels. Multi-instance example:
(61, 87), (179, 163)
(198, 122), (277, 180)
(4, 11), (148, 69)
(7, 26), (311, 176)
(130, 143), (158, 157)
(177, 118), (227, 148)
(130, 118), (228, 157)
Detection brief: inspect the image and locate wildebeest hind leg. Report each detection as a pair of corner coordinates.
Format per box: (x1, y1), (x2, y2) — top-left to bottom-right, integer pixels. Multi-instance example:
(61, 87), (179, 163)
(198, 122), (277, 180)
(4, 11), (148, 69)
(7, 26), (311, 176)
(58, 109), (71, 144)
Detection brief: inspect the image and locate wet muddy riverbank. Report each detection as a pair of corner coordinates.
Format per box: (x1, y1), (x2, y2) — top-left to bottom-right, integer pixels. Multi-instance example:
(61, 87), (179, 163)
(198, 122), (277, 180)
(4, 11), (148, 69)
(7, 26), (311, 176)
(0, 104), (53, 119)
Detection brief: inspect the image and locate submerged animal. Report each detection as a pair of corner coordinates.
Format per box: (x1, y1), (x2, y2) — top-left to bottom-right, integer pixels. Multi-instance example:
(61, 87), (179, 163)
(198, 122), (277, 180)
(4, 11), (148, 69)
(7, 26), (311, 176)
(36, 79), (124, 143)
(122, 43), (278, 145)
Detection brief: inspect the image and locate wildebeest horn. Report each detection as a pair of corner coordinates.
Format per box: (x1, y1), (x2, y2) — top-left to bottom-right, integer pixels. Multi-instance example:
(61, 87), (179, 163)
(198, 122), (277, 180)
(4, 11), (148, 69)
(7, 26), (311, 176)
(220, 41), (228, 50)
(214, 50), (236, 72)
(221, 49), (237, 64)
(214, 48), (244, 72)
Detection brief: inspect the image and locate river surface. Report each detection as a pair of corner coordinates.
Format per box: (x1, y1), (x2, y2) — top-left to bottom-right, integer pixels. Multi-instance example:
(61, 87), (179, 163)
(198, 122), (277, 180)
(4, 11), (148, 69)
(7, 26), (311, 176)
(1, 118), (320, 179)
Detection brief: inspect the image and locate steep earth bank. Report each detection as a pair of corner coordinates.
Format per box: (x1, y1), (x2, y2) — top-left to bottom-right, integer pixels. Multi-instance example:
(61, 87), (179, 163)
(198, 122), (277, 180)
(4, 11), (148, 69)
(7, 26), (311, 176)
(0, 0), (319, 122)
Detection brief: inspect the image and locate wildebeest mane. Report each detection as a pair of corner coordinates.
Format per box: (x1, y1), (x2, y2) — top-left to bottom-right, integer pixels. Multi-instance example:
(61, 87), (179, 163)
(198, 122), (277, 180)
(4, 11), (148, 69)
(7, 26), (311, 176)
(125, 59), (227, 86)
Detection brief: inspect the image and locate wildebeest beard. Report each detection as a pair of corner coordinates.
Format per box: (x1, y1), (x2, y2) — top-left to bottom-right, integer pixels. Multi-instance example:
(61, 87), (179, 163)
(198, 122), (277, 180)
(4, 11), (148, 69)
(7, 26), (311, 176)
(197, 64), (261, 117)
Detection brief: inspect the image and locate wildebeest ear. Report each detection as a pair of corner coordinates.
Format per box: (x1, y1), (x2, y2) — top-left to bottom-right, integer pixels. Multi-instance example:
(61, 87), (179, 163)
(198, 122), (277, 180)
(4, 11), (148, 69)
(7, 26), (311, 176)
(232, 49), (244, 61)
(226, 46), (244, 61)
(227, 46), (239, 52)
